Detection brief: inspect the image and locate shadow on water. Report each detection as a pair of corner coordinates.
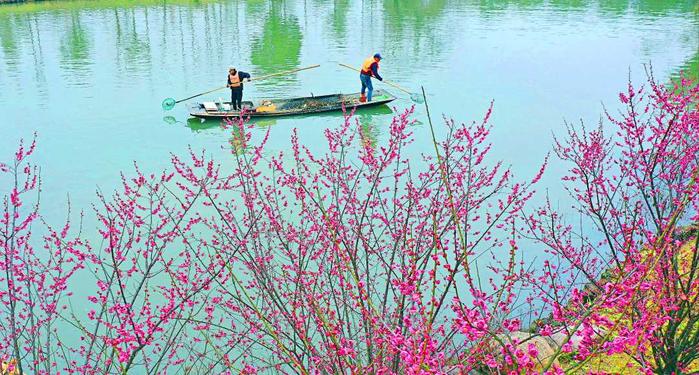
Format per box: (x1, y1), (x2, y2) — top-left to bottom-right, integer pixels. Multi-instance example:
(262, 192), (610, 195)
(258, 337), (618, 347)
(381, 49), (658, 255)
(329, 0), (351, 41)
(115, 8), (152, 75)
(1, 0), (694, 17)
(381, 0), (449, 59)
(59, 12), (92, 84)
(673, 51), (699, 82)
(249, 0), (302, 89)
(356, 112), (383, 148)
(163, 115), (180, 125)
(464, 0), (699, 15)
(0, 14), (20, 71)
(307, 0), (351, 43)
(0, 0), (226, 13)
(382, 0), (448, 28)
(184, 104), (395, 133)
(622, 0), (697, 16)
(186, 117), (224, 132)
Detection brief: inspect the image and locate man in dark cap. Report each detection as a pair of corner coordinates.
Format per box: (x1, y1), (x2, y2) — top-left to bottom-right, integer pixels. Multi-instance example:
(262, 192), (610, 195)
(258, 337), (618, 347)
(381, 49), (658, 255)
(359, 53), (383, 102)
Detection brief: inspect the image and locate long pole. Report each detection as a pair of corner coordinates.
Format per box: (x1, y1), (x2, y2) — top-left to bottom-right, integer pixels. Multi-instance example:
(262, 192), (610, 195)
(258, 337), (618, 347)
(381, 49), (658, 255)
(172, 86), (228, 104)
(171, 64), (321, 105)
(338, 63), (412, 95)
(249, 64), (320, 82)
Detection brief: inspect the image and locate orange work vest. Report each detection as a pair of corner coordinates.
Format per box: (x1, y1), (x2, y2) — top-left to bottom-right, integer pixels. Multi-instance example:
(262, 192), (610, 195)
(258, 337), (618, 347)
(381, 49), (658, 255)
(361, 57), (378, 76)
(229, 73), (241, 88)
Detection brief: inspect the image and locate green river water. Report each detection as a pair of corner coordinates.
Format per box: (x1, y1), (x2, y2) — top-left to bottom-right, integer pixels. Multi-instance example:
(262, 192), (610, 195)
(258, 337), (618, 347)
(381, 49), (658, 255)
(0, 0), (697, 371)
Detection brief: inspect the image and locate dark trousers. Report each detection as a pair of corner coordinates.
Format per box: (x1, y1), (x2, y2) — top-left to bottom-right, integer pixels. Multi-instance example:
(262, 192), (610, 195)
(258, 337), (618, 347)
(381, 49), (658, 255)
(230, 88), (243, 110)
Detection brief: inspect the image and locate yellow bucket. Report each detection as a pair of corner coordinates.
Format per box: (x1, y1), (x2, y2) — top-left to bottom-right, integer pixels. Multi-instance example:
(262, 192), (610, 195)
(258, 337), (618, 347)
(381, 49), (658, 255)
(256, 100), (277, 113)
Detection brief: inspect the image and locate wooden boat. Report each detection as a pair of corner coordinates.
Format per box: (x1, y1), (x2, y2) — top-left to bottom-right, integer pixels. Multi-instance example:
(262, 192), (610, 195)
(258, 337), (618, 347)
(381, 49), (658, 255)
(188, 90), (396, 119)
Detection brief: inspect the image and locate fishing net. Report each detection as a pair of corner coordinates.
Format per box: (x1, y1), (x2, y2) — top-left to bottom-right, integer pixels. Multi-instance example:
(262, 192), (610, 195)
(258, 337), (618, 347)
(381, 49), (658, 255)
(162, 98), (176, 110)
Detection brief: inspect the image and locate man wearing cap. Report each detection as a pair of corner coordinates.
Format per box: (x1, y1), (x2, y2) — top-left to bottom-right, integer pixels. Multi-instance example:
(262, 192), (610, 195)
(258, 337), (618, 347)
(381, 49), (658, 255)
(360, 53), (383, 102)
(227, 67), (251, 111)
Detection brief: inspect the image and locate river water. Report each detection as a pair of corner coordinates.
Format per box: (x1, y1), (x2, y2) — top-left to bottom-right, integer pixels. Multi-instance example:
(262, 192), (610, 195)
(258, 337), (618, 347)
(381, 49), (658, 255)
(0, 0), (697, 371)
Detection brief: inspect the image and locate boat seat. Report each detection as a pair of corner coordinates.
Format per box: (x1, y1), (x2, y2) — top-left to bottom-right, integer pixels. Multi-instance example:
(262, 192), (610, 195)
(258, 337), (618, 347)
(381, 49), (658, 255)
(202, 102), (218, 111)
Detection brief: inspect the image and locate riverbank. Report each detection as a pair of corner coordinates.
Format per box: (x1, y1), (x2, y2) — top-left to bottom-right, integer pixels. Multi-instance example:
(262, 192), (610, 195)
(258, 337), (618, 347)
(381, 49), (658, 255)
(519, 226), (699, 373)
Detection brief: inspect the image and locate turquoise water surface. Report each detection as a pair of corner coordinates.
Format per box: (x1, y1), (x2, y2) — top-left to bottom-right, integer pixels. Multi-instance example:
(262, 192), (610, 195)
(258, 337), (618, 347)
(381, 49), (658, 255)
(0, 0), (697, 371)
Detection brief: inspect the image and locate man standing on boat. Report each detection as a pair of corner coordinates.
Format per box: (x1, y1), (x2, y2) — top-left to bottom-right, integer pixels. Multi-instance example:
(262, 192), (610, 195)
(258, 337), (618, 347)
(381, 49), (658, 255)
(360, 53), (383, 102)
(227, 67), (251, 111)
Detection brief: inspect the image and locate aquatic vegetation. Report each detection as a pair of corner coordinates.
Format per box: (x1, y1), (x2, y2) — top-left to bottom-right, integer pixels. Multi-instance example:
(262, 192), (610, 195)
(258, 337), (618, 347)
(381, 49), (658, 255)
(0, 75), (697, 373)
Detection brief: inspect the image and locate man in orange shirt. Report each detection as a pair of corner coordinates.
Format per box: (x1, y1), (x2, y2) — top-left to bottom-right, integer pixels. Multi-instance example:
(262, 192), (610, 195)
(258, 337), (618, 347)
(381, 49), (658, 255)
(360, 53), (383, 102)
(227, 67), (251, 111)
